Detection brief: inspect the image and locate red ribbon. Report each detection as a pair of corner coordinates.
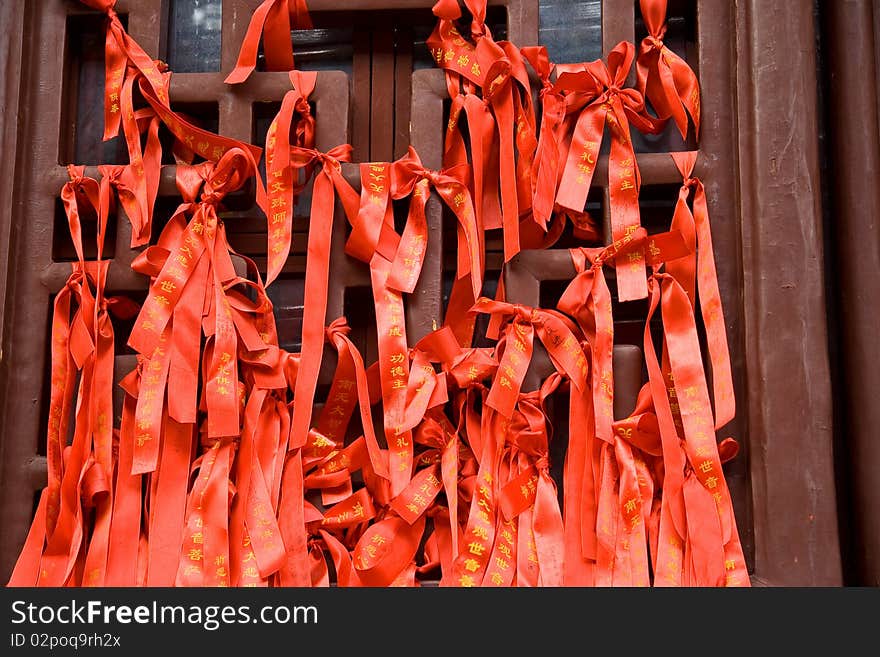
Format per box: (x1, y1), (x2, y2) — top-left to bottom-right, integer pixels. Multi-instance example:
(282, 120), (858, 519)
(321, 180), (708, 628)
(287, 145), (360, 454)
(428, 0), (536, 263)
(666, 152), (735, 429)
(469, 298), (586, 419)
(8, 0), (752, 589)
(636, 0), (701, 139)
(556, 42), (662, 302)
(264, 71), (318, 285)
(225, 0), (313, 84)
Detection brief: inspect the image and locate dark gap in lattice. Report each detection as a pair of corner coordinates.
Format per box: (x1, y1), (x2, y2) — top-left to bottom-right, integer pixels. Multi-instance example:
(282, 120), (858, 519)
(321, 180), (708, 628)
(61, 13), (129, 165)
(639, 183), (680, 235)
(547, 392), (570, 511)
(553, 189), (606, 248)
(391, 197), (411, 235)
(252, 102), (282, 152)
(252, 12), (356, 74)
(539, 0), (603, 65)
(634, 0), (697, 58)
(267, 274), (305, 353)
(164, 0), (223, 73)
(150, 195), (184, 243)
(633, 0), (699, 153)
(32, 492), (42, 523)
(343, 286), (378, 365)
(52, 197), (117, 262)
(440, 268), (500, 349)
(539, 278), (570, 311)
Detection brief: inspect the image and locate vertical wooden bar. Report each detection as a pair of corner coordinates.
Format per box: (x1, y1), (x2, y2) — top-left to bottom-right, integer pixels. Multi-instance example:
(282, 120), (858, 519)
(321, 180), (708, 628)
(735, 0), (842, 586)
(351, 31), (372, 161)
(393, 25), (413, 160)
(0, 0), (28, 583)
(825, 0), (880, 587)
(601, 0), (634, 53)
(370, 28), (396, 161)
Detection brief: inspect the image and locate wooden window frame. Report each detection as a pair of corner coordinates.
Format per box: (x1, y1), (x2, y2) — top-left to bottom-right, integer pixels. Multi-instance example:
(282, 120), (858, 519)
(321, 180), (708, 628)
(0, 0), (845, 585)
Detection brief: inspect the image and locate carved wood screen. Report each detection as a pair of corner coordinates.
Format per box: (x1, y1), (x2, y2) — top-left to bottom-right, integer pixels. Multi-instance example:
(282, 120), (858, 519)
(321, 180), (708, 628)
(0, 0), (847, 585)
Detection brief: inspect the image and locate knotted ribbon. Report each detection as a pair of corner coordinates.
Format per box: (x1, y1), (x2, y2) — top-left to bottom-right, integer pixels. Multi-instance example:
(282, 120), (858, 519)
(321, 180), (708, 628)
(264, 70), (318, 285)
(556, 42), (662, 302)
(9, 168), (136, 586)
(665, 152), (735, 429)
(636, 0), (701, 139)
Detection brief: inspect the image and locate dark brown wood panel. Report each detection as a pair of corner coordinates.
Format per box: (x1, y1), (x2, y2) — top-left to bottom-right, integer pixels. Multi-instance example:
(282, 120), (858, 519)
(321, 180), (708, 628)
(735, 0), (842, 586)
(824, 0), (880, 587)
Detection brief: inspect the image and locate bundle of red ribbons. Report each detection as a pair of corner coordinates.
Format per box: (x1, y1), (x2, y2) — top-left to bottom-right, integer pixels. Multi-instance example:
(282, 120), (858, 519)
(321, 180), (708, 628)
(8, 0), (748, 587)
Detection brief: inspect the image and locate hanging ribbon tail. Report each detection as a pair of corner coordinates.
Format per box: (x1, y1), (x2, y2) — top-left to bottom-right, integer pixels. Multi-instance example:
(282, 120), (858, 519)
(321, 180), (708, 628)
(532, 468), (564, 586)
(225, 0), (282, 84)
(670, 152), (735, 429)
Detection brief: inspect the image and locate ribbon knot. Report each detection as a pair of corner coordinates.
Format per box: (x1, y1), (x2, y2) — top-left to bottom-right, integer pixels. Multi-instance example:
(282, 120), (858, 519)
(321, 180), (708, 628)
(201, 148), (254, 204)
(645, 35), (665, 51)
(391, 146), (450, 194)
(471, 298), (585, 418)
(511, 304), (542, 326)
(483, 62), (512, 101)
(294, 96), (311, 117)
(325, 318), (352, 341)
(604, 84), (622, 98)
(389, 147), (481, 297)
(682, 177), (699, 191)
(635, 0), (701, 139)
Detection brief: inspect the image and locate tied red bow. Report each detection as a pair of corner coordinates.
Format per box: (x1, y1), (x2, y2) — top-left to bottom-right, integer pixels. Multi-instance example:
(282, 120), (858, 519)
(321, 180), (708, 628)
(636, 0), (701, 139)
(287, 146), (360, 469)
(469, 298), (586, 419)
(495, 378), (566, 586)
(432, 0), (489, 38)
(76, 0), (171, 143)
(391, 146), (483, 299)
(125, 149), (263, 479)
(225, 0), (313, 84)
(428, 0), (536, 264)
(77, 0), (265, 238)
(557, 227), (690, 444)
(555, 42), (662, 302)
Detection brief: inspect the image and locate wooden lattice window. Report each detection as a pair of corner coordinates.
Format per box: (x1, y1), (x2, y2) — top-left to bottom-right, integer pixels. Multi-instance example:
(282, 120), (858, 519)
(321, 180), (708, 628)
(0, 0), (843, 585)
